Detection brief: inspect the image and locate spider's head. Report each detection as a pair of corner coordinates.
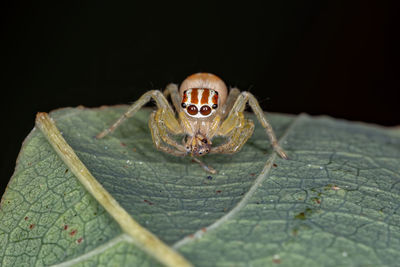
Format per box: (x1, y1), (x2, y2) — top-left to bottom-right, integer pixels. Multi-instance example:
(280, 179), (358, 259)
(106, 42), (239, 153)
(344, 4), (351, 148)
(185, 134), (212, 156)
(179, 73), (228, 119)
(181, 88), (219, 118)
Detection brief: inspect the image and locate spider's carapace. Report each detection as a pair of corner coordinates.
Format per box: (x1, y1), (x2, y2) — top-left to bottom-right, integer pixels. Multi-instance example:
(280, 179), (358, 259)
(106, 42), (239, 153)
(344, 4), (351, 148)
(96, 72), (287, 173)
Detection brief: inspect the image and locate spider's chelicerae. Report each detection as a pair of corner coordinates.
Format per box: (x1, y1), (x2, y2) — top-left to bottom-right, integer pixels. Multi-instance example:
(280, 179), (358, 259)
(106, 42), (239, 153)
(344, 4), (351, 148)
(96, 73), (287, 173)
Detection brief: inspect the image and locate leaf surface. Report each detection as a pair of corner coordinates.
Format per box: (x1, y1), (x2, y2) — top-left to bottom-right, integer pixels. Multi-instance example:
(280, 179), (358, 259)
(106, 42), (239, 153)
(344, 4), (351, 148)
(1, 106), (400, 266)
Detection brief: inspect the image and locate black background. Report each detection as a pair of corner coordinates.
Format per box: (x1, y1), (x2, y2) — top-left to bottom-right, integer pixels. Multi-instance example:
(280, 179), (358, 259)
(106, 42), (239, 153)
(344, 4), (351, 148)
(0, 2), (398, 196)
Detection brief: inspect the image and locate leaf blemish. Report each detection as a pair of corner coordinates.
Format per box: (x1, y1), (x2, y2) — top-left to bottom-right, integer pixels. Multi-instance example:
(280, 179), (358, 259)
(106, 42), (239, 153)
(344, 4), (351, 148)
(273, 163), (278, 167)
(76, 237), (84, 244)
(295, 207), (313, 220)
(24, 216), (28, 221)
(312, 197), (321, 204)
(63, 225), (68, 230)
(70, 229), (77, 236)
(29, 224), (35, 229)
(216, 190), (222, 194)
(144, 199), (154, 205)
(272, 254), (281, 264)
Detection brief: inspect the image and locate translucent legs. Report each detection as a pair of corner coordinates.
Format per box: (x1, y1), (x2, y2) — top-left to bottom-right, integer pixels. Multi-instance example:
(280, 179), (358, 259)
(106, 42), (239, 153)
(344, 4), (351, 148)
(96, 90), (181, 138)
(214, 91), (288, 159)
(96, 88), (215, 173)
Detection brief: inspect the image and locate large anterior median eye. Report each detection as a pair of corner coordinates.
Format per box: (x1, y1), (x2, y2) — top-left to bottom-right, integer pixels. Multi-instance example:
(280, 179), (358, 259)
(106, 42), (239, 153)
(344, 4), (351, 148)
(200, 105), (211, 116)
(187, 105), (198, 115)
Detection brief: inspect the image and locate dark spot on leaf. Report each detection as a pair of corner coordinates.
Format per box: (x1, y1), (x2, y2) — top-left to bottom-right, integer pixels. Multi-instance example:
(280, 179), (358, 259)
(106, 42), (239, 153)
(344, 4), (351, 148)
(76, 237), (84, 244)
(29, 224), (35, 229)
(24, 216), (28, 221)
(70, 229), (77, 236)
(250, 173), (255, 176)
(273, 163), (278, 167)
(121, 142), (127, 147)
(216, 190), (222, 193)
(272, 258), (281, 264)
(65, 169), (69, 173)
(295, 207), (313, 220)
(207, 176), (213, 180)
(201, 227), (207, 232)
(63, 225), (68, 230)
(313, 197), (321, 204)
(256, 202), (260, 204)
(292, 228), (298, 236)
(144, 199), (154, 205)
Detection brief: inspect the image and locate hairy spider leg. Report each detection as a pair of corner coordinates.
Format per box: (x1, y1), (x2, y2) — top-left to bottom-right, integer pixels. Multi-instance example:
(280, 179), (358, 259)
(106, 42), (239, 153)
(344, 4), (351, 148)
(148, 111), (187, 156)
(153, 108), (186, 152)
(96, 90), (181, 139)
(220, 88), (240, 118)
(163, 83), (181, 112)
(217, 91), (288, 159)
(211, 118), (255, 154)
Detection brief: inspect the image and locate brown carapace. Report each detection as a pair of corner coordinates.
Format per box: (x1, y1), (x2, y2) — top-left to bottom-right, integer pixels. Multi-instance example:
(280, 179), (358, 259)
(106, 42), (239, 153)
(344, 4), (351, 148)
(96, 73), (287, 173)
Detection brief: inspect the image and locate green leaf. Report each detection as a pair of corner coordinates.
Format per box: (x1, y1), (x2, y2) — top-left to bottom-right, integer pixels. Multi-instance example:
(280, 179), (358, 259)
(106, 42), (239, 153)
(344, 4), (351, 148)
(1, 106), (400, 266)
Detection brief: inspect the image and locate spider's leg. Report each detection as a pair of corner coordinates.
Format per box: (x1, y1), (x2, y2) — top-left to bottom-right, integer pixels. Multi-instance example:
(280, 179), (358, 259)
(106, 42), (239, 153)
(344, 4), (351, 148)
(153, 109), (186, 152)
(211, 119), (254, 154)
(220, 87), (240, 118)
(149, 111), (186, 156)
(163, 83), (181, 112)
(191, 157), (217, 174)
(217, 92), (287, 159)
(96, 90), (181, 139)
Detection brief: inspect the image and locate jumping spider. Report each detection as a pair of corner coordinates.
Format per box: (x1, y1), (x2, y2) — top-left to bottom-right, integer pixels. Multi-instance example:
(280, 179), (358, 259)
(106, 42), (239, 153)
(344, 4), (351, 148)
(96, 73), (287, 173)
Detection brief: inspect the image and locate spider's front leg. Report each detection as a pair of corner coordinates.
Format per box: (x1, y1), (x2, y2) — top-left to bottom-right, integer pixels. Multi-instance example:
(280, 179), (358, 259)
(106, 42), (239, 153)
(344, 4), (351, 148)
(210, 117), (255, 154)
(148, 111), (187, 156)
(216, 91), (288, 159)
(96, 90), (181, 139)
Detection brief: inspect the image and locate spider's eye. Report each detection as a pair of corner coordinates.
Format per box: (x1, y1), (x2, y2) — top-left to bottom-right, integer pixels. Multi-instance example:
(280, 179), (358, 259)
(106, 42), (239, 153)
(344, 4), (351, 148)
(200, 105), (211, 116)
(181, 103), (187, 108)
(187, 105), (198, 115)
(212, 104), (218, 109)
